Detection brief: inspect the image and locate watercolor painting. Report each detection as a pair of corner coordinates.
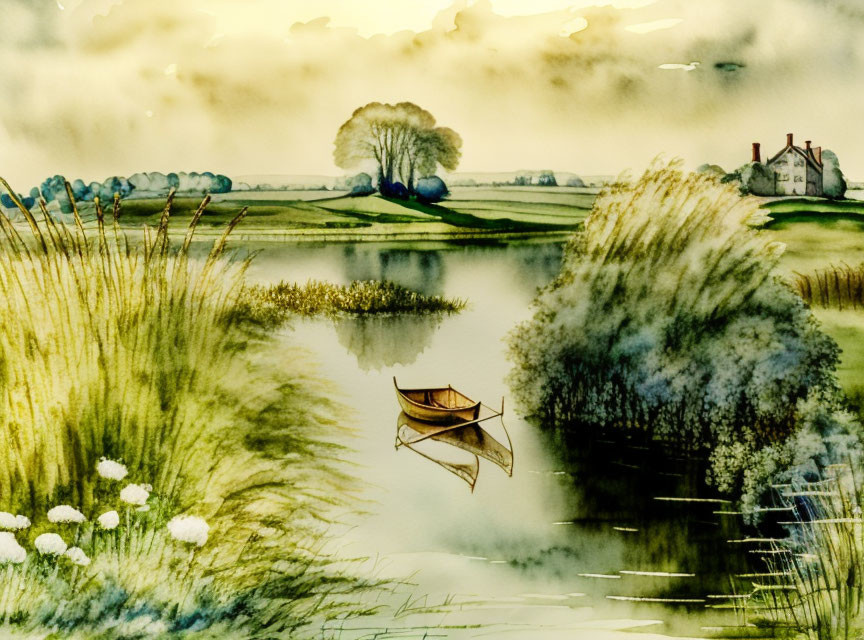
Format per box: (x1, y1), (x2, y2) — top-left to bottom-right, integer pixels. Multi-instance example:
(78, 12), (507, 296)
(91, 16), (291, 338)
(2, 0), (864, 638)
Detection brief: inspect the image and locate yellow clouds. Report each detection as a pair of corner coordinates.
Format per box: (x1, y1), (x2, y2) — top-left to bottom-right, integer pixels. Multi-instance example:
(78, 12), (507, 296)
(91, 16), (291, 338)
(0, 0), (861, 188)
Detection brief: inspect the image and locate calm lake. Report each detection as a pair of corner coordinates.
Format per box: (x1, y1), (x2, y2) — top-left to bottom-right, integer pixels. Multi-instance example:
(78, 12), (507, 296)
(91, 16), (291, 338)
(242, 240), (761, 640)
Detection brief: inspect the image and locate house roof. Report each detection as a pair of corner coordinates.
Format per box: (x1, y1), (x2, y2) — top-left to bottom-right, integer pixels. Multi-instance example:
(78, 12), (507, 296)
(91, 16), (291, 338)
(766, 144), (823, 173)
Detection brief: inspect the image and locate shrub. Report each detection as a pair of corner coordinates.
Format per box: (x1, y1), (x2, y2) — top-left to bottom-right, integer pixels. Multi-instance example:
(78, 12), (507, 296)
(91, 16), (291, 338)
(0, 193), (35, 211)
(822, 149), (847, 199)
(537, 171), (557, 187)
(696, 163), (726, 177)
(726, 161), (775, 196)
(379, 179), (409, 199)
(507, 163), (850, 502)
(348, 172), (375, 196)
(414, 176), (448, 203)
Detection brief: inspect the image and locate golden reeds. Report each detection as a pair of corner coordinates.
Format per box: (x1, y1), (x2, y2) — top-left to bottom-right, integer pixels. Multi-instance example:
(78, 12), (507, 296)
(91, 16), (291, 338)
(793, 264), (864, 311)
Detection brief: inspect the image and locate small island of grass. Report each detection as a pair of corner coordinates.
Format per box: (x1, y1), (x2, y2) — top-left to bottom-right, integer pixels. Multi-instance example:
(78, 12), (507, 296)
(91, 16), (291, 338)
(244, 279), (466, 322)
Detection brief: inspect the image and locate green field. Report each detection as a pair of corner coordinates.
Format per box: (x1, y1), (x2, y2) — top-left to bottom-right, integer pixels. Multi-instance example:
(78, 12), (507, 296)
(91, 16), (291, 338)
(764, 198), (864, 415)
(106, 187), (593, 238)
(117, 197), (371, 230)
(762, 196), (864, 218)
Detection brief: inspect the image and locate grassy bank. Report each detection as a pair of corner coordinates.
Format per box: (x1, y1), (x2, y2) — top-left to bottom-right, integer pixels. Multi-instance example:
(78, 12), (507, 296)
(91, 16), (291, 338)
(0, 182), (378, 636)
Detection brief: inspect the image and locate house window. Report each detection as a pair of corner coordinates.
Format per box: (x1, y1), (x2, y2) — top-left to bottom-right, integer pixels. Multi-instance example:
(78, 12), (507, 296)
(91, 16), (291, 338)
(794, 175), (804, 182)
(794, 157), (805, 167)
(777, 173), (790, 181)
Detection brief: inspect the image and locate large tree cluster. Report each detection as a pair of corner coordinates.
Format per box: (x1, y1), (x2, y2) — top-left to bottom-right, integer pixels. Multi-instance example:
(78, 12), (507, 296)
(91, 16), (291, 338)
(334, 102), (462, 194)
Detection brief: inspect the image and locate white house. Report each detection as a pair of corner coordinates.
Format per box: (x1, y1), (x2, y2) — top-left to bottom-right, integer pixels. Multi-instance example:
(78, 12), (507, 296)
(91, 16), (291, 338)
(750, 133), (823, 196)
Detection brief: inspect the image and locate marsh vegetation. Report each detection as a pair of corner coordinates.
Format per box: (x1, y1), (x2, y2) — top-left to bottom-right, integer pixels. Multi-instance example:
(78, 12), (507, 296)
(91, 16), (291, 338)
(743, 465), (864, 640)
(0, 181), (379, 636)
(503, 165), (864, 640)
(793, 264), (864, 310)
(3, 166), (864, 639)
(244, 279), (466, 322)
(508, 164), (859, 507)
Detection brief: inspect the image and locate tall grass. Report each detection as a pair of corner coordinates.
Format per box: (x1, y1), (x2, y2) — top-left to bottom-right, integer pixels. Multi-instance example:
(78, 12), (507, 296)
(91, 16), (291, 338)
(746, 465), (864, 640)
(0, 179), (375, 635)
(794, 264), (864, 311)
(508, 163), (847, 505)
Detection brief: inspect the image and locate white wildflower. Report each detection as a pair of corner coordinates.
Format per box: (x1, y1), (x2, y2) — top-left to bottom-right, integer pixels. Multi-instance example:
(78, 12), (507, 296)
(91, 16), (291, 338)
(34, 533), (67, 556)
(119, 483), (149, 506)
(0, 532), (26, 564)
(0, 512), (29, 530)
(64, 546), (90, 566)
(47, 505), (86, 524)
(166, 515), (209, 547)
(96, 458), (128, 481)
(97, 510), (119, 530)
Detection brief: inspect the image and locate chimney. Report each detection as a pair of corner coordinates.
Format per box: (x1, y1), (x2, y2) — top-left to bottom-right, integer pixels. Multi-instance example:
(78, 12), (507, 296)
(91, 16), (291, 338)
(787, 132), (794, 147)
(805, 140), (812, 152)
(752, 142), (761, 163)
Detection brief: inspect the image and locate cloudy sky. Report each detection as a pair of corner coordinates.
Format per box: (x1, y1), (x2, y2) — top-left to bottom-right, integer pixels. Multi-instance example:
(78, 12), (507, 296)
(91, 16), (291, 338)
(0, 0), (861, 188)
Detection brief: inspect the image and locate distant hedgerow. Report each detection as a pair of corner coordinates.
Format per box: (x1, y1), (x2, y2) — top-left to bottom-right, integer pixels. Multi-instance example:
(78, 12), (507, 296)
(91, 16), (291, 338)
(508, 162), (858, 505)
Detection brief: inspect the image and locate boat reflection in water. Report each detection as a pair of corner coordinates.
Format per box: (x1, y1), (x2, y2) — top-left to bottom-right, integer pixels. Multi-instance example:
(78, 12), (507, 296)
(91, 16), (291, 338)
(395, 410), (513, 491)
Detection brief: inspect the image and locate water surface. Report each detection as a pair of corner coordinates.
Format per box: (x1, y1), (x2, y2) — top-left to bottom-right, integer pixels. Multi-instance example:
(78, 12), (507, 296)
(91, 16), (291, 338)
(244, 241), (757, 640)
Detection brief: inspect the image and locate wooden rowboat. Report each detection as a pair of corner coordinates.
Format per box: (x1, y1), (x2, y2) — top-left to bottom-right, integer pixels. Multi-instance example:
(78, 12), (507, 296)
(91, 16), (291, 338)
(393, 377), (481, 424)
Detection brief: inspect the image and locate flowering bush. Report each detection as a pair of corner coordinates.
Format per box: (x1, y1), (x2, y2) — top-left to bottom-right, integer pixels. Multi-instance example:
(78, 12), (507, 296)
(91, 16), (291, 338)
(0, 513), (29, 530)
(509, 164), (860, 503)
(64, 547), (90, 566)
(97, 510), (119, 530)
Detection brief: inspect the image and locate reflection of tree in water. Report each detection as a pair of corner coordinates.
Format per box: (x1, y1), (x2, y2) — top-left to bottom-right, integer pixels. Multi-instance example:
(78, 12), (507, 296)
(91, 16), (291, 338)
(509, 243), (564, 291)
(334, 315), (441, 371)
(341, 246), (444, 296)
(340, 243), (565, 300)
